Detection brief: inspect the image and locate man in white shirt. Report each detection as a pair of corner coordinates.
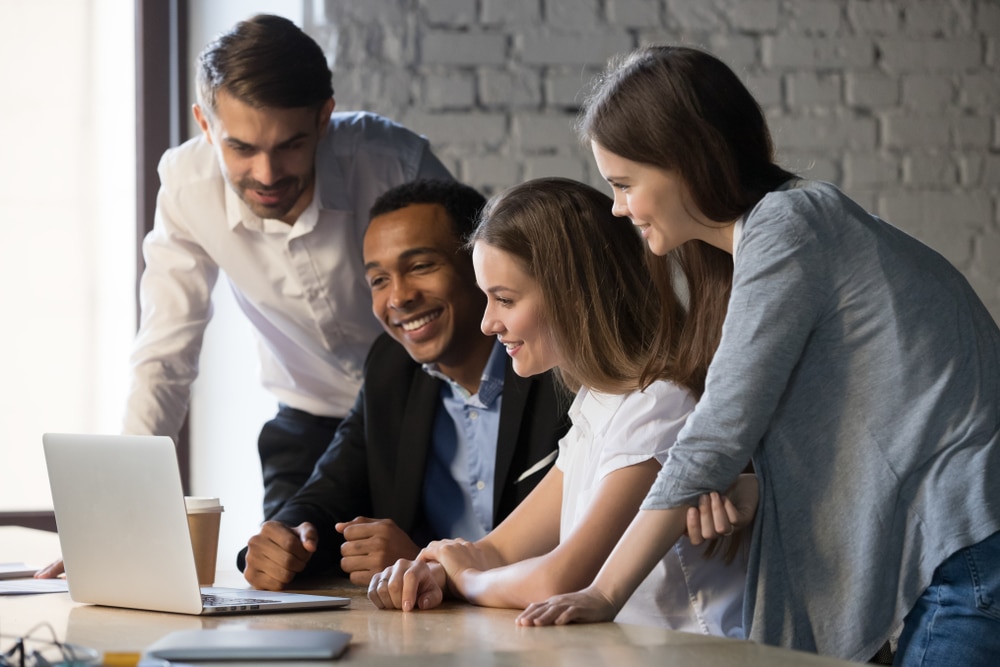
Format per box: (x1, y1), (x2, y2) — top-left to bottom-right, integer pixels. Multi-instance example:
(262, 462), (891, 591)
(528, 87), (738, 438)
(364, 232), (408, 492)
(127, 14), (452, 519)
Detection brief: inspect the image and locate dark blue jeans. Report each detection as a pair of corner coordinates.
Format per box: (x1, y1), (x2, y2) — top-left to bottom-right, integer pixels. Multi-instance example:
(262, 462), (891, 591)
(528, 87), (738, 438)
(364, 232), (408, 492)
(894, 529), (1000, 666)
(257, 405), (342, 521)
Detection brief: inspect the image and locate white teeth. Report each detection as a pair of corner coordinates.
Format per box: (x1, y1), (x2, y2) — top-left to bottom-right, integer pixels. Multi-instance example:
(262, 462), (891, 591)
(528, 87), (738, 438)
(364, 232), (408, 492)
(497, 336), (518, 349)
(401, 311), (439, 331)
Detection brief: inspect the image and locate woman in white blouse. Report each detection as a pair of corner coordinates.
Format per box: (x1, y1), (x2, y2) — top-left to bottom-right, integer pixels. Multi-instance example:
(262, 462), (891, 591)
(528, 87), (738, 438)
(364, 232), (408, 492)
(367, 177), (752, 636)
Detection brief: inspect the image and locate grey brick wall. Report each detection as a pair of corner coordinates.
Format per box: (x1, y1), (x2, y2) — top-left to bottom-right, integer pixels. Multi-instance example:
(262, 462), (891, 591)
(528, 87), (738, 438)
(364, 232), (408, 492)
(307, 0), (1000, 321)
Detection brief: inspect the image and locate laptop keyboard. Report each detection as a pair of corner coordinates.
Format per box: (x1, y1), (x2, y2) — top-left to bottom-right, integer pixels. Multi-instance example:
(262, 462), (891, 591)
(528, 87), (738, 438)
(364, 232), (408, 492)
(202, 593), (283, 609)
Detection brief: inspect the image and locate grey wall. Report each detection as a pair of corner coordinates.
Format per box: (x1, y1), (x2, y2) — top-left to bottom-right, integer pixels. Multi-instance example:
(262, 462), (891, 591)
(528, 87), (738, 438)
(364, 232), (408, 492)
(305, 0), (1000, 321)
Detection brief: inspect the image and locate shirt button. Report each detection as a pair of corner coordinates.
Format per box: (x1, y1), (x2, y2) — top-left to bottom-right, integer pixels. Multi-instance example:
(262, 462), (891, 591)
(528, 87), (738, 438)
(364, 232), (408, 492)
(469, 410), (479, 420)
(476, 480), (486, 491)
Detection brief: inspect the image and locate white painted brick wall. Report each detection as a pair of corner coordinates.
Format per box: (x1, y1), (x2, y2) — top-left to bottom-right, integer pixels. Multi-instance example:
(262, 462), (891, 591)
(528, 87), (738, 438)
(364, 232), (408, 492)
(606, 0), (660, 26)
(309, 0), (1000, 321)
(482, 0), (541, 25)
(479, 68), (543, 108)
(732, 0), (782, 32)
(422, 31), (507, 65)
(423, 72), (476, 109)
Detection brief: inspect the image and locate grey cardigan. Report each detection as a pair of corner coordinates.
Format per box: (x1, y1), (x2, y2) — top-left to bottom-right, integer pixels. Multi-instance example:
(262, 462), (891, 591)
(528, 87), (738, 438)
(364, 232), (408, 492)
(642, 180), (1000, 662)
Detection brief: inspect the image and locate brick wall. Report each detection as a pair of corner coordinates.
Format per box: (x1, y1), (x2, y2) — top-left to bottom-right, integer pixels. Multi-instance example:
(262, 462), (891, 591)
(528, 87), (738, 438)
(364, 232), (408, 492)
(307, 0), (1000, 320)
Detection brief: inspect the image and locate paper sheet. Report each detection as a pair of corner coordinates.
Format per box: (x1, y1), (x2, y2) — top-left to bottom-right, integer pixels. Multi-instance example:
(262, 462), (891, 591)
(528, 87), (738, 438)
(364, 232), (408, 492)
(0, 562), (39, 579)
(0, 577), (69, 595)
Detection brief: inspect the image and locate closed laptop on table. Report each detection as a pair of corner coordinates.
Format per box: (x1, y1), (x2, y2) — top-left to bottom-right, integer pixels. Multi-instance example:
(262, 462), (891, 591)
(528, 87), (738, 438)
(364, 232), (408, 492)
(42, 433), (350, 615)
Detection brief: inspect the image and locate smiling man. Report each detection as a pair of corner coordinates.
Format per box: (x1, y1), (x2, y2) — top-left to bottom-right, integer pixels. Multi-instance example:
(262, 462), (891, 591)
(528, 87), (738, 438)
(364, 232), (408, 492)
(126, 15), (453, 521)
(240, 180), (569, 590)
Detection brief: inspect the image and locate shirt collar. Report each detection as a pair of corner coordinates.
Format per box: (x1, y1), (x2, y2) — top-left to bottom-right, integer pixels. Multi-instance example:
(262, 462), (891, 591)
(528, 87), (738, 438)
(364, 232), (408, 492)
(567, 386), (627, 436)
(421, 340), (507, 407)
(477, 341), (507, 406)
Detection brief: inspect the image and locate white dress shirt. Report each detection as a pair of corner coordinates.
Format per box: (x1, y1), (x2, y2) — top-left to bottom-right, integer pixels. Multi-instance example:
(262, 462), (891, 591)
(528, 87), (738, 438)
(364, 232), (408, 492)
(124, 112), (451, 438)
(557, 382), (746, 637)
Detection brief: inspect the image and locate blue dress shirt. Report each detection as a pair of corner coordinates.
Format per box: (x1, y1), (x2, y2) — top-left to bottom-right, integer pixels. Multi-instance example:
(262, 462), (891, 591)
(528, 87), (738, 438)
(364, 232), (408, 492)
(420, 341), (506, 541)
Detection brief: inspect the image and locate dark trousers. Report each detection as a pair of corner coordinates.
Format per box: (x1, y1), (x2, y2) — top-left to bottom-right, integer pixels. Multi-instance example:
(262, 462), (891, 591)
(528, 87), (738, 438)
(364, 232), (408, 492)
(258, 405), (343, 521)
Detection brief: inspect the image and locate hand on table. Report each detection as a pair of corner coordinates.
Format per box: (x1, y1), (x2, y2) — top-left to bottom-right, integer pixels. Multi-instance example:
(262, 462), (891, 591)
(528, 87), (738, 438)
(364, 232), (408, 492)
(243, 521), (317, 591)
(420, 537), (499, 587)
(686, 473), (759, 545)
(367, 558), (447, 612)
(516, 586), (618, 626)
(336, 516), (420, 586)
(34, 558), (65, 578)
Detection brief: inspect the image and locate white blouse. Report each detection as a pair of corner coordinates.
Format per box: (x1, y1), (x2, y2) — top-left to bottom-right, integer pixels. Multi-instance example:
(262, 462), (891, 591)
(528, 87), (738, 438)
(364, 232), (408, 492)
(557, 382), (745, 637)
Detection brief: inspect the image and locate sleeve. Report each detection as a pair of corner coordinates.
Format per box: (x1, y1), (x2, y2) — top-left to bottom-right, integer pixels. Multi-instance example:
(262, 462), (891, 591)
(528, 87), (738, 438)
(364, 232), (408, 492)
(597, 383), (696, 481)
(414, 142), (453, 181)
(644, 201), (831, 508)
(270, 382), (373, 577)
(122, 155), (219, 439)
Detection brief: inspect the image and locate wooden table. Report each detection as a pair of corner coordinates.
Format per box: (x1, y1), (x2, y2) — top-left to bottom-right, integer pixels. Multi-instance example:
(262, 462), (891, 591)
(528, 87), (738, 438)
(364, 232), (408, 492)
(0, 527), (854, 666)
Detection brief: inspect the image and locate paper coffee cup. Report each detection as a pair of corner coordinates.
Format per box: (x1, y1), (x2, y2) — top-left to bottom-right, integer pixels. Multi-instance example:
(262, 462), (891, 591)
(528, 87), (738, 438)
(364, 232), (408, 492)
(184, 496), (224, 586)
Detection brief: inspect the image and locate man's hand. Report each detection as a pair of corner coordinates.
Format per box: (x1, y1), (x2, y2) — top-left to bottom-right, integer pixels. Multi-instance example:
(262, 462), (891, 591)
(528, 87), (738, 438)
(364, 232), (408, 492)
(336, 517), (420, 586)
(243, 521), (318, 591)
(34, 559), (65, 579)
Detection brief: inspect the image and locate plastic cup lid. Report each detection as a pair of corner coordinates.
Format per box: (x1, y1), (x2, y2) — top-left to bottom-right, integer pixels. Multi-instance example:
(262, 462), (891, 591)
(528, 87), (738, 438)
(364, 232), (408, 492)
(184, 496), (224, 513)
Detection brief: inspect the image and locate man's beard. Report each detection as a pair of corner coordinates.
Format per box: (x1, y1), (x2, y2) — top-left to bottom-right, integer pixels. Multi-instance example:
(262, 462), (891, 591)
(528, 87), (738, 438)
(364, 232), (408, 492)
(234, 175), (306, 220)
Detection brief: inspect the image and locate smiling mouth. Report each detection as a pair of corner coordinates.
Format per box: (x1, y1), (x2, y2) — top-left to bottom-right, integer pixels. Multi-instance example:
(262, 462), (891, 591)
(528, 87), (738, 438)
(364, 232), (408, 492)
(632, 220), (652, 239)
(498, 337), (522, 351)
(254, 182), (291, 197)
(399, 310), (442, 332)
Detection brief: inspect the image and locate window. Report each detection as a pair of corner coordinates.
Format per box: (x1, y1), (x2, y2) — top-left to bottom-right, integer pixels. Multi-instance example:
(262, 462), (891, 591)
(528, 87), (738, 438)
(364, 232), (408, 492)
(0, 0), (135, 518)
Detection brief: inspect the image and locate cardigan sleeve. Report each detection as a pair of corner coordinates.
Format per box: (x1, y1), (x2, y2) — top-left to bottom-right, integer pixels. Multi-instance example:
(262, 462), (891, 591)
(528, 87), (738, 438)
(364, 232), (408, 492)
(643, 191), (833, 508)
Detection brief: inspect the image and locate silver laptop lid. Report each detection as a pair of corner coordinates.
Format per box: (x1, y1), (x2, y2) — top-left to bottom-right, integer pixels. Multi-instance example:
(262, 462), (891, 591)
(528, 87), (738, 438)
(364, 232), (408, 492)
(43, 433), (206, 614)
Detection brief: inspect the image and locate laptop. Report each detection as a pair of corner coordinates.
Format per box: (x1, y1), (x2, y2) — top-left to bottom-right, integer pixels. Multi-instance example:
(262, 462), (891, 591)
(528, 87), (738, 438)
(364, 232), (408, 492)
(42, 433), (350, 615)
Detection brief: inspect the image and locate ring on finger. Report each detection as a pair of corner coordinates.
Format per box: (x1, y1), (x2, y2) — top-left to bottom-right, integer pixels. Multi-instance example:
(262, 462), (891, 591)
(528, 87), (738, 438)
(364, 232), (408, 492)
(722, 526), (735, 536)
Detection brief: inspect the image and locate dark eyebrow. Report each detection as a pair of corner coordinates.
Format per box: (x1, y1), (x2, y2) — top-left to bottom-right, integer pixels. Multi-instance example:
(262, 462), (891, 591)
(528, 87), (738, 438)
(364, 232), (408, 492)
(224, 137), (254, 150)
(363, 247), (444, 272)
(223, 132), (310, 151)
(275, 132), (309, 149)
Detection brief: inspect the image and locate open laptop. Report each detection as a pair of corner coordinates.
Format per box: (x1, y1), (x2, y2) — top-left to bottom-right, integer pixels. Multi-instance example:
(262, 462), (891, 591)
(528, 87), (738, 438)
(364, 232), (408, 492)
(43, 433), (350, 615)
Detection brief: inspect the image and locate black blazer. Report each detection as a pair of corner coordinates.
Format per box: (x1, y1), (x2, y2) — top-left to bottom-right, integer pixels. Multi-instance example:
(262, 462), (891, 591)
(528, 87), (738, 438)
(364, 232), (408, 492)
(271, 333), (570, 577)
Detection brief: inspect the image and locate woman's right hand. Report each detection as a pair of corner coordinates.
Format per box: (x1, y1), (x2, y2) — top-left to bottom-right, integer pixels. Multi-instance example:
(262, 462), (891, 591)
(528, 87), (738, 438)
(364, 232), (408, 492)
(367, 558), (447, 612)
(686, 473), (759, 544)
(516, 586), (619, 626)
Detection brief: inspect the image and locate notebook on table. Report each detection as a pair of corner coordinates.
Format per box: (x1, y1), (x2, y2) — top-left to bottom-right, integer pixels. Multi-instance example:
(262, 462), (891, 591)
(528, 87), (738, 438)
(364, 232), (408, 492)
(42, 432), (350, 615)
(144, 629), (352, 661)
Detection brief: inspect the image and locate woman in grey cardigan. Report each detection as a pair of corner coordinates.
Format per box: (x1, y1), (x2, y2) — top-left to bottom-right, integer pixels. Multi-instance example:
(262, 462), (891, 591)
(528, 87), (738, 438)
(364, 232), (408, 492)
(515, 46), (1000, 667)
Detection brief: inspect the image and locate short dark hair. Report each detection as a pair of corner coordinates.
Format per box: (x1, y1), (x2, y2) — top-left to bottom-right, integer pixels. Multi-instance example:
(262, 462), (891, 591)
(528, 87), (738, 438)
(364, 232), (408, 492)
(196, 14), (334, 114)
(369, 179), (485, 245)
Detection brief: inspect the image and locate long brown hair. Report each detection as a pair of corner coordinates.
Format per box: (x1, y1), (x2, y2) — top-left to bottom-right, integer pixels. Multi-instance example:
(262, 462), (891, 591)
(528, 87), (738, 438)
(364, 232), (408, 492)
(581, 46), (793, 561)
(579, 45), (797, 397)
(470, 178), (685, 395)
